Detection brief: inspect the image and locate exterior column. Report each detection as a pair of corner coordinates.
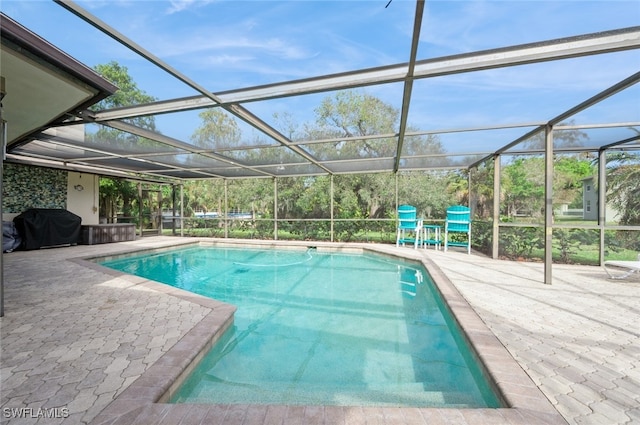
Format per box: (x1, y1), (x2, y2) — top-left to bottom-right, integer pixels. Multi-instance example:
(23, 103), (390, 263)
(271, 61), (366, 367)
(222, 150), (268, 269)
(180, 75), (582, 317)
(180, 183), (184, 237)
(492, 155), (501, 259)
(171, 184), (176, 236)
(273, 177), (278, 240)
(330, 175), (334, 242)
(395, 173), (399, 209)
(224, 179), (228, 238)
(598, 149), (607, 265)
(157, 189), (162, 235)
(544, 125), (554, 285)
(138, 182), (143, 237)
(468, 168), (472, 211)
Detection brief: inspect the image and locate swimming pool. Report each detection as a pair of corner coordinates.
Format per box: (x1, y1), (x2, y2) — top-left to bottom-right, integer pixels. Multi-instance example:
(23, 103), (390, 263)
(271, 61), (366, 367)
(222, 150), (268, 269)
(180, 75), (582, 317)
(100, 245), (501, 408)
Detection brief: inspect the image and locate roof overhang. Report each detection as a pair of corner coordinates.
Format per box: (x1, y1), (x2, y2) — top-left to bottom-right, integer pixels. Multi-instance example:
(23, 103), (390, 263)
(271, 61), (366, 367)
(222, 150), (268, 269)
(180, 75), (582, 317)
(0, 12), (117, 150)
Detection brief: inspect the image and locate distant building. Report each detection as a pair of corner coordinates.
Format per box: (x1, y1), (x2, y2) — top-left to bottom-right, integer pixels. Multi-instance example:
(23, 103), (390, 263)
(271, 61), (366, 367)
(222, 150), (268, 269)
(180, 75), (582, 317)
(582, 177), (620, 222)
(583, 177), (597, 221)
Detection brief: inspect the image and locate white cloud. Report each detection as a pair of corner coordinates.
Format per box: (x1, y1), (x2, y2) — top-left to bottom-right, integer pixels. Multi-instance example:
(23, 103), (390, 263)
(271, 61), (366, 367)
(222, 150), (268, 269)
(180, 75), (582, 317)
(166, 0), (217, 15)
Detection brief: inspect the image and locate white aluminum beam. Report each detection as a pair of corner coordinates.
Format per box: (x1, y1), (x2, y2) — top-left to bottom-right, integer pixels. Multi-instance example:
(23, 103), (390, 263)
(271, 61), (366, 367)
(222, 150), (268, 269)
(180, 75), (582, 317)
(394, 0), (424, 172)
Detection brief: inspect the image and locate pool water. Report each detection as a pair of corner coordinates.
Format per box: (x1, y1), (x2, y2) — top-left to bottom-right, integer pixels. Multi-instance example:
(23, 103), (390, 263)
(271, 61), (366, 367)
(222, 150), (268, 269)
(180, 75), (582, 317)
(100, 246), (500, 408)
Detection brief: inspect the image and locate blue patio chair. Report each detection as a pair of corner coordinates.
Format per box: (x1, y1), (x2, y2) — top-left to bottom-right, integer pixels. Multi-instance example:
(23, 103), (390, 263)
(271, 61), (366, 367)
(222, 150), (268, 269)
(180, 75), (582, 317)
(396, 205), (421, 248)
(444, 205), (471, 254)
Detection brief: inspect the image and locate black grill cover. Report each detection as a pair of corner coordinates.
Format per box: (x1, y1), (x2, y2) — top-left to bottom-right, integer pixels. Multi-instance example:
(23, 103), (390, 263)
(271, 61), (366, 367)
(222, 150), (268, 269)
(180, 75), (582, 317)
(14, 209), (81, 250)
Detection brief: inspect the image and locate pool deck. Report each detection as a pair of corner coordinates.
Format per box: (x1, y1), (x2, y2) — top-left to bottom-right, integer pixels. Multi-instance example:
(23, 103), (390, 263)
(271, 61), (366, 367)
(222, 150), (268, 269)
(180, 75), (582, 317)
(1, 236), (638, 424)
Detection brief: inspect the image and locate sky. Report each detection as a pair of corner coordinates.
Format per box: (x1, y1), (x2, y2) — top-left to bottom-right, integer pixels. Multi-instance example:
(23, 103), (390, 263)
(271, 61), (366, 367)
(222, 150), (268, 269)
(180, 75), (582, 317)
(2, 0), (640, 150)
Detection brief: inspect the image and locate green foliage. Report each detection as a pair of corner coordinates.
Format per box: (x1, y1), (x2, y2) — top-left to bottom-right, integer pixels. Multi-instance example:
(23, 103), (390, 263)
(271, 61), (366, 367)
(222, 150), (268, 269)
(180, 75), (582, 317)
(399, 171), (455, 219)
(470, 221), (492, 255)
(554, 154), (595, 206)
(314, 90), (397, 140)
(470, 162), (494, 220)
(334, 173), (397, 219)
(551, 228), (598, 264)
(502, 157), (545, 217)
(555, 229), (578, 263)
(606, 152), (640, 225)
(191, 109), (241, 149)
(93, 61), (160, 224)
(254, 219), (275, 239)
(499, 154), (595, 219)
(92, 61), (157, 131)
(606, 229), (640, 253)
(522, 121), (589, 150)
(499, 227), (543, 259)
(99, 177), (138, 223)
(296, 176), (332, 219)
(334, 220), (360, 242)
(276, 177), (308, 218)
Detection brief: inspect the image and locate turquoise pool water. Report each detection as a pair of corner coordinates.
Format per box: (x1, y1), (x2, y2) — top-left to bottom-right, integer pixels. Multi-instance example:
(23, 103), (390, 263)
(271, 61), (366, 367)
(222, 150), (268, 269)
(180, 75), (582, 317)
(100, 246), (500, 408)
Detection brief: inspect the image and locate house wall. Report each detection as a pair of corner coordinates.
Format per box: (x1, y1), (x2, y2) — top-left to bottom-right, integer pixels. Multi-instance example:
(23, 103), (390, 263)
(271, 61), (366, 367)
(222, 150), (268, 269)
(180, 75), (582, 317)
(66, 172), (99, 225)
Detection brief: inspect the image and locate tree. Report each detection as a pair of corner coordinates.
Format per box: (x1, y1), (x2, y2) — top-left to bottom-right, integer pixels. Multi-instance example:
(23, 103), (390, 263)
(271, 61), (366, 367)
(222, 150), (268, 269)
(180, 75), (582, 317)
(522, 121), (588, 150)
(99, 177), (138, 223)
(302, 90), (447, 219)
(91, 61), (158, 223)
(191, 109), (241, 150)
(500, 155), (594, 219)
(554, 154), (595, 207)
(302, 91), (396, 218)
(399, 170), (454, 219)
(185, 108), (276, 219)
(502, 157), (545, 218)
(470, 161), (494, 220)
(93, 61), (157, 130)
(606, 152), (640, 225)
(314, 91), (396, 141)
(183, 179), (225, 216)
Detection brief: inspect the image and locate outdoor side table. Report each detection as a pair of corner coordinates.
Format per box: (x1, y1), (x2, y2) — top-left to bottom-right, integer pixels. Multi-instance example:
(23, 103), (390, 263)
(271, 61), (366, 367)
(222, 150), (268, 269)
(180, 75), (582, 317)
(422, 224), (441, 250)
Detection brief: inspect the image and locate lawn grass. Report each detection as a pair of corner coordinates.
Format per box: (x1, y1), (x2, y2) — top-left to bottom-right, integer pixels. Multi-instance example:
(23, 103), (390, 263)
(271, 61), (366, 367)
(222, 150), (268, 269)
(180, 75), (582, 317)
(529, 245), (638, 265)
